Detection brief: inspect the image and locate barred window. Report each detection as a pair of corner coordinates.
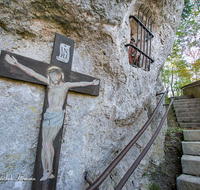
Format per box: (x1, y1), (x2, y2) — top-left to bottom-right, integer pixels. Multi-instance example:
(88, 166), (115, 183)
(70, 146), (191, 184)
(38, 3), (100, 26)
(126, 5), (154, 71)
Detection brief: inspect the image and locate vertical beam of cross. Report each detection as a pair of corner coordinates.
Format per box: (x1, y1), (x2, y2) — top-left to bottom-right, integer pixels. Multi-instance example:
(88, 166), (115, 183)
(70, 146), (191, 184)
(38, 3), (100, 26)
(0, 33), (100, 190)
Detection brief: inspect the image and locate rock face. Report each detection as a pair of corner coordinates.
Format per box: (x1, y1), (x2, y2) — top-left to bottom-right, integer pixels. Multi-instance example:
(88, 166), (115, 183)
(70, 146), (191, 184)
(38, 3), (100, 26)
(0, 0), (184, 189)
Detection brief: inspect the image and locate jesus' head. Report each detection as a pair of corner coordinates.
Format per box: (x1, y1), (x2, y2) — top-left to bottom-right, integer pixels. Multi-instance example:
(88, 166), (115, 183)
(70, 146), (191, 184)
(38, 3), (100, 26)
(47, 66), (64, 85)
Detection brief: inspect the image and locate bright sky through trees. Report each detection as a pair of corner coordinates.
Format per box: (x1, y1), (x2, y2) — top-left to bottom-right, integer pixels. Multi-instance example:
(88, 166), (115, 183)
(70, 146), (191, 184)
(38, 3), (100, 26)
(162, 0), (200, 97)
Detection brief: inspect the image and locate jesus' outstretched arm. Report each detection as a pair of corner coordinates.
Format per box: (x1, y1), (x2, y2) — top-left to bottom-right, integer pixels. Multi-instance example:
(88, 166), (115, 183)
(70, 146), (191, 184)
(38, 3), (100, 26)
(5, 54), (48, 84)
(67, 79), (99, 89)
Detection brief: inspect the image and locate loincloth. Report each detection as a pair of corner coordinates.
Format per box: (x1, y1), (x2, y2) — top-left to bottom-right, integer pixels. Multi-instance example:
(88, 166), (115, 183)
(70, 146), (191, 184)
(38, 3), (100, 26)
(42, 110), (65, 127)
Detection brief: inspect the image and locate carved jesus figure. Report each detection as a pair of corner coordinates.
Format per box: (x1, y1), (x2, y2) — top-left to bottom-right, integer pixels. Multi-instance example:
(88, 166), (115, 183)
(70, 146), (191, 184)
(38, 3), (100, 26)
(5, 54), (99, 181)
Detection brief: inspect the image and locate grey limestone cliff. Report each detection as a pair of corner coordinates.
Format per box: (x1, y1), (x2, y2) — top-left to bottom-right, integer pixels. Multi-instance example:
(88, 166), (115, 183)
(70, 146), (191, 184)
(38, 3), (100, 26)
(0, 0), (184, 189)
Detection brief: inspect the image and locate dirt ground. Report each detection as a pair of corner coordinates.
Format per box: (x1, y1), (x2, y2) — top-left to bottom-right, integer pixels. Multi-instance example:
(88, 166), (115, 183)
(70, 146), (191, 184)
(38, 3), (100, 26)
(146, 105), (184, 190)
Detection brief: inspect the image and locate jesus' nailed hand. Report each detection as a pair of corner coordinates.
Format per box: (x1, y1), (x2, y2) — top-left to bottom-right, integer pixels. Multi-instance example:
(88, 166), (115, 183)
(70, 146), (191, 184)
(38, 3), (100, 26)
(5, 54), (100, 181)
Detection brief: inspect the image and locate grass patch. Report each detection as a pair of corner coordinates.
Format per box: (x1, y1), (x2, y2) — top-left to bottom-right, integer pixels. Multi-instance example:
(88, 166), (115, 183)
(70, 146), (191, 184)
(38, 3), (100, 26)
(149, 183), (161, 190)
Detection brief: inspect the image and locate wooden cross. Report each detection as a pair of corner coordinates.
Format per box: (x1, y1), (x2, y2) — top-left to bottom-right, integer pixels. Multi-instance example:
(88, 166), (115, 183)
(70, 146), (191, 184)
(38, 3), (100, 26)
(0, 33), (100, 190)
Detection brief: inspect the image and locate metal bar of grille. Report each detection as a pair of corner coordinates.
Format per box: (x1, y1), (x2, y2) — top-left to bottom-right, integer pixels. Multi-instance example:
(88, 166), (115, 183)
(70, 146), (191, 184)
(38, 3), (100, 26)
(148, 20), (155, 71)
(132, 4), (143, 66)
(142, 9), (150, 69)
(129, 15), (154, 37)
(145, 15), (152, 70)
(139, 7), (148, 67)
(115, 98), (174, 190)
(125, 43), (154, 63)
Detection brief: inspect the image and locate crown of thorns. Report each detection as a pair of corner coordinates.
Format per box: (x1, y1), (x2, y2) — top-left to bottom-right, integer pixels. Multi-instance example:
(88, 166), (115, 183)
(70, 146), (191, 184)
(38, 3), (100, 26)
(47, 66), (64, 81)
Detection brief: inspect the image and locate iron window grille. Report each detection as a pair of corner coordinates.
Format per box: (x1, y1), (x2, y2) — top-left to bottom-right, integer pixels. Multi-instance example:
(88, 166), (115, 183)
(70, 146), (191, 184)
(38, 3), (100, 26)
(126, 5), (154, 71)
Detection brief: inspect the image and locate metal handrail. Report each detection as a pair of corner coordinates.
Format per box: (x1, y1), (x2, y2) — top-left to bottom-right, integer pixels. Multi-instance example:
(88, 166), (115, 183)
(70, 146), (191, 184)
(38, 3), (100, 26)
(84, 172), (99, 190)
(85, 87), (170, 190)
(115, 98), (174, 189)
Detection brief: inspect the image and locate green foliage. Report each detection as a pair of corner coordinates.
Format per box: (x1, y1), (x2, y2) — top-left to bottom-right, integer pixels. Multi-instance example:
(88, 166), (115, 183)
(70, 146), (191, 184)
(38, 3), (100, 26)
(162, 0), (200, 97)
(143, 172), (147, 177)
(149, 183), (161, 190)
(182, 0), (195, 20)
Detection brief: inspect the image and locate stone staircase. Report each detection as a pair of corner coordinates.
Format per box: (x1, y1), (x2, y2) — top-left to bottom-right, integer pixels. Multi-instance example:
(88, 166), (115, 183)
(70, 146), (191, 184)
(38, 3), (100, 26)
(176, 130), (200, 190)
(173, 96), (200, 129)
(173, 96), (200, 189)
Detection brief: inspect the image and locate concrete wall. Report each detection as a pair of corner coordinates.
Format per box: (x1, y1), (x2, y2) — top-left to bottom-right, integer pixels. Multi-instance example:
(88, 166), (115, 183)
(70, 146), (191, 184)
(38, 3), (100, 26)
(182, 80), (200, 98)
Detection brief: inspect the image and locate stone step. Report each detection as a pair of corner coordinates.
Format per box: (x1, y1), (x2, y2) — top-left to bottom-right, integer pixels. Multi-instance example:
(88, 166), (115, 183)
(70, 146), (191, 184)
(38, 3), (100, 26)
(174, 95), (194, 100)
(173, 103), (200, 109)
(182, 142), (200, 156)
(181, 155), (200, 176)
(177, 117), (200, 123)
(176, 112), (200, 117)
(183, 130), (200, 141)
(173, 100), (200, 105)
(177, 174), (200, 190)
(174, 98), (200, 103)
(180, 123), (200, 128)
(175, 107), (200, 113)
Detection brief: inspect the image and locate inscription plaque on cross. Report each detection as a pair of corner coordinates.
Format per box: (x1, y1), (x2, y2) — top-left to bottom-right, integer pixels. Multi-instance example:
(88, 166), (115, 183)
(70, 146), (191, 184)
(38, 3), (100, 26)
(0, 33), (100, 190)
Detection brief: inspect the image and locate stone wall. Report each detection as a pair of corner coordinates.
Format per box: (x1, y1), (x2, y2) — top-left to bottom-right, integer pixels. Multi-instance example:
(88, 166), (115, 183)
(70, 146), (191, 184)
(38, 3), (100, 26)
(0, 0), (184, 189)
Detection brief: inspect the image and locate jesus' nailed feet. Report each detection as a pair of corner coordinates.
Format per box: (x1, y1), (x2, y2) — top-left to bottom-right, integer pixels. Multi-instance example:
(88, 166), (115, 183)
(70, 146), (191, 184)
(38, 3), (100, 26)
(40, 170), (55, 181)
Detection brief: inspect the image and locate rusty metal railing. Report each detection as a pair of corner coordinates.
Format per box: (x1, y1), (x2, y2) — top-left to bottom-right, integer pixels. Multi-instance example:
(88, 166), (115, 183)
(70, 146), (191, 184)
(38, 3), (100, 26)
(85, 87), (173, 190)
(84, 172), (99, 190)
(115, 98), (174, 189)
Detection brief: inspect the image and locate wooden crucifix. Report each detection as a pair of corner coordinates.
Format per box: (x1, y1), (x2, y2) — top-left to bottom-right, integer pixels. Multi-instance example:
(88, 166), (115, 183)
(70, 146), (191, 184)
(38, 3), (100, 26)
(0, 33), (100, 190)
